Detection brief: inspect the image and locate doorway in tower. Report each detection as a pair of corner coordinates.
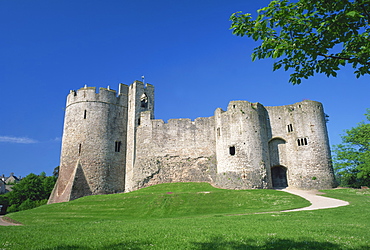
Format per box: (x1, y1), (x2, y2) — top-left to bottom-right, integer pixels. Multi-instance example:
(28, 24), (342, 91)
(271, 166), (288, 188)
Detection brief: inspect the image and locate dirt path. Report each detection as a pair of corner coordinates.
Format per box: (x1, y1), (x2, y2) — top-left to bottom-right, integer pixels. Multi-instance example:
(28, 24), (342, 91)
(280, 188), (349, 212)
(0, 216), (22, 226)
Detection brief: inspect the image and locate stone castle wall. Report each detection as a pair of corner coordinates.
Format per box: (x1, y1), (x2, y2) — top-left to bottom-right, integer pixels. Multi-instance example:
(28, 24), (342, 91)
(215, 101), (272, 189)
(125, 82), (155, 192)
(128, 112), (217, 191)
(266, 100), (335, 189)
(48, 81), (336, 204)
(48, 86), (128, 204)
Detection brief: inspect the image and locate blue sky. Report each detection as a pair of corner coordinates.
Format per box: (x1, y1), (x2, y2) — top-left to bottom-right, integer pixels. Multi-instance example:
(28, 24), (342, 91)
(0, 0), (369, 178)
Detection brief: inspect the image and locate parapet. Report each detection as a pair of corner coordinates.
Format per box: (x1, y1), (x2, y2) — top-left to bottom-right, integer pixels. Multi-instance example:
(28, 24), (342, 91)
(66, 84), (129, 107)
(265, 100), (323, 111)
(129, 80), (154, 91)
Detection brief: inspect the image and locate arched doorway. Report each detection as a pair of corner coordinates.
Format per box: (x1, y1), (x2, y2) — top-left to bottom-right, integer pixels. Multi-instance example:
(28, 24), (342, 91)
(271, 166), (288, 188)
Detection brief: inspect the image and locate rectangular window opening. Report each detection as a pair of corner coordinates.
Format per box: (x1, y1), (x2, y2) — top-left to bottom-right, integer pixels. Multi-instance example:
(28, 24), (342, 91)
(78, 144), (82, 155)
(287, 124), (293, 132)
(297, 138), (308, 146)
(229, 146), (235, 156)
(115, 141), (121, 152)
(84, 110), (87, 119)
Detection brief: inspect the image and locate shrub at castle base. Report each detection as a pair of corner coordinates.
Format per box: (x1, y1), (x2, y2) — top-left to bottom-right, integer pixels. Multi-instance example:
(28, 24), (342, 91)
(48, 81), (336, 204)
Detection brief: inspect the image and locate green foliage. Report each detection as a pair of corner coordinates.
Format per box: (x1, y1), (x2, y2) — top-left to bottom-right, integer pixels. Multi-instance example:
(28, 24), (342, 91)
(53, 166), (59, 178)
(230, 0), (370, 84)
(0, 193), (9, 205)
(333, 109), (370, 187)
(0, 193), (9, 214)
(6, 172), (56, 213)
(1, 185), (369, 249)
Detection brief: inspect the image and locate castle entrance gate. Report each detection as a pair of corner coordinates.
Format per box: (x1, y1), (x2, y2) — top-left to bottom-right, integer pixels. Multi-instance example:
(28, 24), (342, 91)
(271, 166), (288, 188)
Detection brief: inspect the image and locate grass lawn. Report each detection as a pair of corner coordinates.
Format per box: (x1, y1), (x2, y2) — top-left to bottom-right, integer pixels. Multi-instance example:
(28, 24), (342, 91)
(0, 182), (369, 249)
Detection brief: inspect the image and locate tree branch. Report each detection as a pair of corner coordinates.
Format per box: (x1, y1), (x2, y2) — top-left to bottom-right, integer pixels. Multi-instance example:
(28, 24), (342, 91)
(359, 3), (370, 24)
(318, 54), (370, 65)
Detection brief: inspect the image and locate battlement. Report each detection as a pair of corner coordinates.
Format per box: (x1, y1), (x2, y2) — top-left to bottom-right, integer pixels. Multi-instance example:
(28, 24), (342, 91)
(130, 80), (154, 89)
(66, 84), (129, 107)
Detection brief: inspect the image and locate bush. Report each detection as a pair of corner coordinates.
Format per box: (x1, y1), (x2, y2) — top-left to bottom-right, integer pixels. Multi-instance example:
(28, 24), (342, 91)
(6, 172), (56, 213)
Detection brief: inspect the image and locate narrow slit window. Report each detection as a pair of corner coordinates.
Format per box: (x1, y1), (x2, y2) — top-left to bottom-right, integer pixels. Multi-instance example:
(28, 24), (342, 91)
(217, 128), (220, 137)
(138, 118), (141, 126)
(84, 110), (87, 119)
(115, 141), (121, 152)
(287, 124), (293, 132)
(229, 146), (235, 156)
(78, 144), (82, 155)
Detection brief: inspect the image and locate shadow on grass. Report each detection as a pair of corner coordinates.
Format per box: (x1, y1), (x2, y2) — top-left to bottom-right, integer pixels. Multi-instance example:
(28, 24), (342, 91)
(191, 236), (369, 250)
(38, 236), (369, 250)
(39, 241), (153, 250)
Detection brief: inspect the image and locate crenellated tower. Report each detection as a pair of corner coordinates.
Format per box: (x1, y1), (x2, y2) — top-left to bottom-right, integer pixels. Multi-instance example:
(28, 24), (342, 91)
(48, 84), (129, 203)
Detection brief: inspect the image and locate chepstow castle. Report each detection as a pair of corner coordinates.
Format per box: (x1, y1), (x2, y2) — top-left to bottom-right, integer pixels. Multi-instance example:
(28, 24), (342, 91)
(48, 80), (336, 204)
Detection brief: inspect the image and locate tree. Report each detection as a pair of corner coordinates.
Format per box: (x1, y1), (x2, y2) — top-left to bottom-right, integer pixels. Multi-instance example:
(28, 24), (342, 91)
(53, 166), (59, 179)
(333, 109), (370, 188)
(5, 172), (57, 213)
(230, 0), (370, 84)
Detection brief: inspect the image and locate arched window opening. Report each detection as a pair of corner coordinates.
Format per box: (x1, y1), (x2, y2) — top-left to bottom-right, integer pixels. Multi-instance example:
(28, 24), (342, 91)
(140, 93), (148, 108)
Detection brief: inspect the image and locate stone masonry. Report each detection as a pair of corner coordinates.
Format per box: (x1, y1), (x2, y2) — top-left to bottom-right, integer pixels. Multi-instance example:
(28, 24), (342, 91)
(48, 81), (336, 204)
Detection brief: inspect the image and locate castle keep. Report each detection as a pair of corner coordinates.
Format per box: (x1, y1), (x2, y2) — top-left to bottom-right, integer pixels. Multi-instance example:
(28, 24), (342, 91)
(48, 81), (336, 204)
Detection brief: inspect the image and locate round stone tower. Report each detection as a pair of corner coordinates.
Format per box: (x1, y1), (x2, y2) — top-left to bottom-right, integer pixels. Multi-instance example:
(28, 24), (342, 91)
(48, 84), (129, 203)
(286, 100), (335, 189)
(215, 101), (272, 189)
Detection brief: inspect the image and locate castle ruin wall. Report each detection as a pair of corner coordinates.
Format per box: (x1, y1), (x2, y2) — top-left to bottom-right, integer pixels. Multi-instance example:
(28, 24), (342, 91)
(266, 100), (335, 189)
(48, 81), (336, 204)
(127, 112), (217, 191)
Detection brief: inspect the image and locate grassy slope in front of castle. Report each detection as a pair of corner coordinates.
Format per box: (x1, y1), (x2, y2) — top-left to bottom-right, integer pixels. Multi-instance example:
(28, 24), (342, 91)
(1, 182), (369, 249)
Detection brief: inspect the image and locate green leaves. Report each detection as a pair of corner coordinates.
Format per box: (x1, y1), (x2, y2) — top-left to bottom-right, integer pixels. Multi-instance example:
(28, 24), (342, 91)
(230, 0), (370, 84)
(333, 109), (370, 188)
(6, 172), (57, 212)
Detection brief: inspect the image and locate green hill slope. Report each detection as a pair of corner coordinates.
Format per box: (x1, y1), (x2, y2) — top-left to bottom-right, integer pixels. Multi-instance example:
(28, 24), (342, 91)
(8, 182), (309, 225)
(1, 183), (369, 249)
